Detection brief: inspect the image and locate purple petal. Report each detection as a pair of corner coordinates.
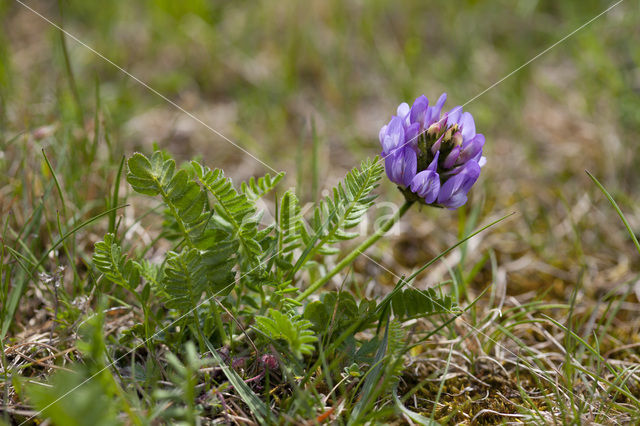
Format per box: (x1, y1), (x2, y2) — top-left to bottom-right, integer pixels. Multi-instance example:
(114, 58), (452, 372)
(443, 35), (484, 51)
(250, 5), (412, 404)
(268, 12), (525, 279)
(459, 112), (476, 140)
(410, 170), (440, 204)
(441, 190), (468, 209)
(427, 151), (440, 172)
(455, 134), (485, 165)
(381, 116), (405, 155)
(435, 93), (447, 110)
(436, 177), (456, 205)
(431, 133), (445, 154)
(404, 122), (420, 150)
(425, 93), (448, 127)
(437, 161), (481, 209)
(378, 124), (388, 144)
(460, 161), (481, 191)
(397, 102), (410, 120)
(446, 106), (463, 128)
(385, 148), (417, 187)
(443, 145), (461, 169)
(410, 95), (429, 127)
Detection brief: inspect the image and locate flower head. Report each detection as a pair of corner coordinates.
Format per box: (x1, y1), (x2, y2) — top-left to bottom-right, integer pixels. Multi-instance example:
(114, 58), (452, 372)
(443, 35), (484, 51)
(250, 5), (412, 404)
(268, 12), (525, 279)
(379, 93), (485, 209)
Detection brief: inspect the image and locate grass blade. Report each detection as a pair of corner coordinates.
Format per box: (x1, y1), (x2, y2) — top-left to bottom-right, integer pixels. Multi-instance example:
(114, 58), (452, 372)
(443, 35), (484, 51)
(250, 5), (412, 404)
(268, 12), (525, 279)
(200, 337), (270, 423)
(586, 170), (640, 256)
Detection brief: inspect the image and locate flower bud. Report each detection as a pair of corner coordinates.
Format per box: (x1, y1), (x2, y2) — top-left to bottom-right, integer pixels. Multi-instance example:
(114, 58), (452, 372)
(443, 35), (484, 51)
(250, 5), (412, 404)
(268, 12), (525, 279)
(452, 131), (463, 147)
(427, 122), (441, 136)
(443, 128), (453, 142)
(260, 354), (278, 370)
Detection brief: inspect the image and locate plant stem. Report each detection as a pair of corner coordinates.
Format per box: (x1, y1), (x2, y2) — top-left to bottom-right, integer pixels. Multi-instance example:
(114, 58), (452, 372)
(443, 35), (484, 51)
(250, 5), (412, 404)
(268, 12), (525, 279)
(211, 298), (229, 346)
(296, 200), (414, 301)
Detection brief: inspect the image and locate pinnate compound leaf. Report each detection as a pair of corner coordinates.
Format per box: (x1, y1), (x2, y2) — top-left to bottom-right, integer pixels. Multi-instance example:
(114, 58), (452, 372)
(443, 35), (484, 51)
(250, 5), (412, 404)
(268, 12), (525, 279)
(199, 241), (238, 296)
(192, 162), (263, 269)
(92, 233), (140, 292)
(161, 244), (237, 313)
(299, 157), (383, 262)
(126, 151), (173, 196)
(254, 309), (317, 359)
(162, 248), (208, 311)
(275, 190), (304, 270)
(241, 172), (285, 201)
(127, 152), (211, 246)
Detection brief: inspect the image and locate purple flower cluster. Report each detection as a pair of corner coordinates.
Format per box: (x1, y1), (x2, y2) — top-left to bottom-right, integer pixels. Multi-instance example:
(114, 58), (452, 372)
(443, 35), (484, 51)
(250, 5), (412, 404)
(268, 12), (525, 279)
(379, 93), (486, 209)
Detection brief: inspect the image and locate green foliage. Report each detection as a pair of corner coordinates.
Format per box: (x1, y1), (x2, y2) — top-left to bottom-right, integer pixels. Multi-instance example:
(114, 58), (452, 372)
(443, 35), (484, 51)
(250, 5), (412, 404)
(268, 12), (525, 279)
(27, 308), (132, 426)
(276, 190), (304, 271)
(390, 287), (458, 321)
(162, 248), (211, 311)
(137, 259), (165, 298)
(255, 309), (317, 359)
(299, 158), (384, 259)
(27, 368), (123, 426)
(87, 150), (467, 423)
(303, 291), (375, 337)
(92, 233), (140, 292)
(385, 319), (408, 374)
(124, 152), (241, 311)
(192, 161), (263, 269)
(153, 342), (208, 424)
(8, 0), (640, 422)
(127, 152), (211, 247)
(161, 245), (236, 312)
(241, 172), (285, 201)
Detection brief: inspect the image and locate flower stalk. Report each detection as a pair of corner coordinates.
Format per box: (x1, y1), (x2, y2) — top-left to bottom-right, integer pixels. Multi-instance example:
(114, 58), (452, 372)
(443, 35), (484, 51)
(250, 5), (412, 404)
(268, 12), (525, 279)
(296, 200), (414, 301)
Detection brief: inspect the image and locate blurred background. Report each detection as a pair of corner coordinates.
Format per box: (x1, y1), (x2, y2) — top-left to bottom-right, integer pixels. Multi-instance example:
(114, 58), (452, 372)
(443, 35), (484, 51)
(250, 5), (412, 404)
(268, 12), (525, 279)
(1, 0), (640, 301)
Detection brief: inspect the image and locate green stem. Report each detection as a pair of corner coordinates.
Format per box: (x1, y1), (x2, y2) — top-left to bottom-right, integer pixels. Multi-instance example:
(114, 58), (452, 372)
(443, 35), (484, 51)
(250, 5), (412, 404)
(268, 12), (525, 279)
(296, 200), (414, 301)
(211, 299), (229, 346)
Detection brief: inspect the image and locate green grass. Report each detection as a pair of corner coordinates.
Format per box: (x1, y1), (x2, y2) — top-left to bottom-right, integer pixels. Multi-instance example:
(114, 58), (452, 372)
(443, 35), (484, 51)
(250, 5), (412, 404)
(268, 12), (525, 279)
(2, 0), (640, 424)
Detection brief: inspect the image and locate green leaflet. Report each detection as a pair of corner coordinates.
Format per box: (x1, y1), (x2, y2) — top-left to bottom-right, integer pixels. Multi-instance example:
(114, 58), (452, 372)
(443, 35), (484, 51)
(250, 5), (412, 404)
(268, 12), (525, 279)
(162, 246), (236, 311)
(126, 152), (210, 247)
(303, 291), (375, 337)
(162, 248), (209, 311)
(276, 189), (303, 271)
(192, 161), (263, 269)
(92, 233), (140, 292)
(241, 171), (285, 201)
(254, 308), (317, 360)
(298, 157), (383, 263)
(126, 151), (173, 197)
